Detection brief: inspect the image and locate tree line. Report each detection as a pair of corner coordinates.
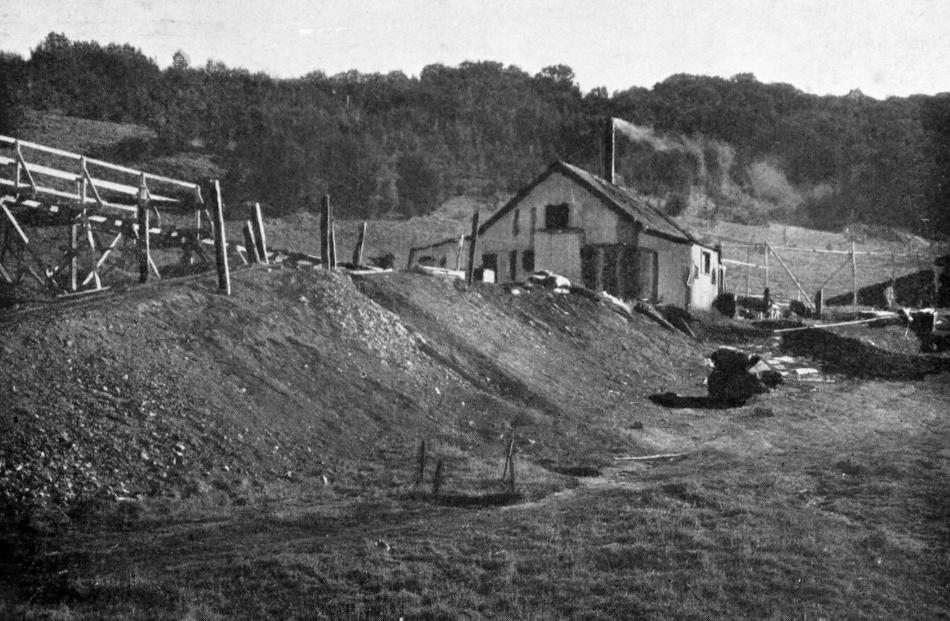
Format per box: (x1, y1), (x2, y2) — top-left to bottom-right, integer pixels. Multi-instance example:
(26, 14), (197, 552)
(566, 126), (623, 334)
(1, 33), (948, 237)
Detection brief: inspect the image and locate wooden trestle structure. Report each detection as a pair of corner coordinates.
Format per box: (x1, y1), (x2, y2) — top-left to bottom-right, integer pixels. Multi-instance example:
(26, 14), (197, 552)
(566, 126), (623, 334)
(0, 135), (269, 299)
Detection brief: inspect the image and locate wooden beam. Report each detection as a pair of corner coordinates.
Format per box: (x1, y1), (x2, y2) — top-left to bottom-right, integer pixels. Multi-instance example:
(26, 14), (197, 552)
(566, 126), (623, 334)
(352, 220), (367, 266)
(81, 232), (122, 287)
(466, 210), (480, 285)
(137, 174), (150, 284)
(252, 202), (268, 264)
(0, 199), (58, 291)
(851, 241), (858, 305)
(329, 223), (337, 269)
(766, 243), (814, 308)
(211, 180), (231, 295)
(242, 221), (260, 264)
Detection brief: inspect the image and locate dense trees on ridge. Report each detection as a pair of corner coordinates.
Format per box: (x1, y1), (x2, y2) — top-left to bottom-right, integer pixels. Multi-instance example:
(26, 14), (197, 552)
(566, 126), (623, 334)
(1, 33), (947, 237)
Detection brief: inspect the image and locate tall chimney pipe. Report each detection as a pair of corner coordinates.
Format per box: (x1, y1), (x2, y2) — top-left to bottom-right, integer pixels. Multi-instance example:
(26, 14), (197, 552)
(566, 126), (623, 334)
(603, 117), (615, 184)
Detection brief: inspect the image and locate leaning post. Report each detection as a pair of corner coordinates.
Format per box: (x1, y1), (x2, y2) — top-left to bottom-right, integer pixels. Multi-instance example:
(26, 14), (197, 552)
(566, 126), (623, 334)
(137, 173), (150, 284)
(352, 221), (367, 266)
(466, 209), (480, 284)
(212, 180), (231, 295)
(242, 221), (260, 264)
(851, 241), (858, 306)
(252, 202), (269, 264)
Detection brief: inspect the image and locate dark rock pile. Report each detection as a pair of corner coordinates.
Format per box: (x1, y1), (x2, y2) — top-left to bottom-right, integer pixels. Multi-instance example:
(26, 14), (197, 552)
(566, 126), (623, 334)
(707, 347), (783, 405)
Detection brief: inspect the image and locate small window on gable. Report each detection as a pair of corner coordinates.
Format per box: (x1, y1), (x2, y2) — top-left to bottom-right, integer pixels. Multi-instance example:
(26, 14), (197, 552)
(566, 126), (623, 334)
(545, 203), (570, 230)
(512, 209), (520, 237)
(701, 250), (712, 275)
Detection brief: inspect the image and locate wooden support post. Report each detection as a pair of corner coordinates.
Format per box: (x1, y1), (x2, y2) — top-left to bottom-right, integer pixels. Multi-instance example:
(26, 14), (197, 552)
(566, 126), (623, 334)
(0, 199), (58, 292)
(508, 443), (516, 494)
(137, 173), (150, 284)
(431, 458), (444, 499)
(84, 221), (101, 290)
(407, 247), (417, 270)
(745, 245), (751, 297)
(81, 232), (122, 287)
(352, 221), (367, 266)
(891, 251), (896, 280)
(320, 195), (330, 269)
(814, 288), (824, 319)
(242, 221), (260, 264)
(212, 180), (231, 295)
(501, 433), (516, 482)
(252, 202), (268, 264)
(763, 242), (769, 291)
(851, 241), (858, 306)
(415, 439), (426, 487)
(70, 222), (78, 292)
(455, 235), (464, 271)
(466, 210), (480, 284)
(329, 223), (337, 269)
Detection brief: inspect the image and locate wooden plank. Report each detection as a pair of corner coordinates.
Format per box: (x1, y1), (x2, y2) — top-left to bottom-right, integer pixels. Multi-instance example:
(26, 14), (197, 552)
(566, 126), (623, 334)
(466, 210), (479, 284)
(212, 180), (231, 295)
(252, 202), (268, 264)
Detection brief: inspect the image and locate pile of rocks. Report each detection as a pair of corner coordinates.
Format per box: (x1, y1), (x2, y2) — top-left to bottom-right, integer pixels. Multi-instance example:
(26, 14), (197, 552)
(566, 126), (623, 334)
(707, 347), (783, 405)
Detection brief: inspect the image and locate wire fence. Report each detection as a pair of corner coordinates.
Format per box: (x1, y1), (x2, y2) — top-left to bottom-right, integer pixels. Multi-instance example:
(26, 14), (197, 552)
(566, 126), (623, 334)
(722, 241), (945, 307)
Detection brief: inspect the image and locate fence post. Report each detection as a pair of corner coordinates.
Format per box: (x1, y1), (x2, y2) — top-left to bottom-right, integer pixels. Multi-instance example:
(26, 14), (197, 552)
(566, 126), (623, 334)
(69, 221), (78, 292)
(851, 241), (858, 306)
(137, 173), (150, 284)
(431, 458), (444, 499)
(352, 221), (367, 266)
(415, 439), (426, 488)
(745, 246), (751, 297)
(242, 221), (260, 264)
(320, 195), (330, 269)
(466, 209), (480, 284)
(252, 202), (268, 264)
(763, 242), (769, 292)
(212, 180), (231, 295)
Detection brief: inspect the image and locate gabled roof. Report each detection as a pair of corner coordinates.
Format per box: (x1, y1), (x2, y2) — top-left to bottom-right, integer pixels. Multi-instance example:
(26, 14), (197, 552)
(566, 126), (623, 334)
(479, 161), (697, 244)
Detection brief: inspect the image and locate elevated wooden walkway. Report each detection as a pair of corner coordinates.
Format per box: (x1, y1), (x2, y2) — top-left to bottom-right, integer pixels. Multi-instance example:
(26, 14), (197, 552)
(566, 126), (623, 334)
(0, 135), (269, 299)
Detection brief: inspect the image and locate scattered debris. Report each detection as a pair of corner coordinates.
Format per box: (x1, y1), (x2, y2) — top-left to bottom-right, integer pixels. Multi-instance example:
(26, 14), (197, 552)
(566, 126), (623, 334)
(707, 347), (783, 405)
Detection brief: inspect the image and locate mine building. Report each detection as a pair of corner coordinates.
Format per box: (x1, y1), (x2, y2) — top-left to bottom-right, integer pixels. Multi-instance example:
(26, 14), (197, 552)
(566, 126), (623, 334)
(409, 118), (723, 311)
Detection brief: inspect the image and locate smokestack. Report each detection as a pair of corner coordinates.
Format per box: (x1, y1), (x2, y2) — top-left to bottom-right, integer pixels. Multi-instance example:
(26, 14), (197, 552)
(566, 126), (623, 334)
(603, 117), (615, 184)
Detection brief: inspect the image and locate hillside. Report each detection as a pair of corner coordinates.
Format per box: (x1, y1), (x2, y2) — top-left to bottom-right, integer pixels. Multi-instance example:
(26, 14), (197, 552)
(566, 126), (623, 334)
(4, 33), (950, 235)
(2, 266), (949, 618)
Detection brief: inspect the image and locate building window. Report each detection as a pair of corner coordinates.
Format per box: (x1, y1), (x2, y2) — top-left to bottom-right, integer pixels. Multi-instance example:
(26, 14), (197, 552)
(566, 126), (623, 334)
(522, 250), (535, 273)
(482, 253), (498, 274)
(701, 250), (712, 275)
(512, 209), (520, 237)
(545, 203), (570, 230)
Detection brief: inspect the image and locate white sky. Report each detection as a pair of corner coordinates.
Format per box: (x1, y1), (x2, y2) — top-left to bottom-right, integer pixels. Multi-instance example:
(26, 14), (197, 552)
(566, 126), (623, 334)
(2, 0), (949, 98)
